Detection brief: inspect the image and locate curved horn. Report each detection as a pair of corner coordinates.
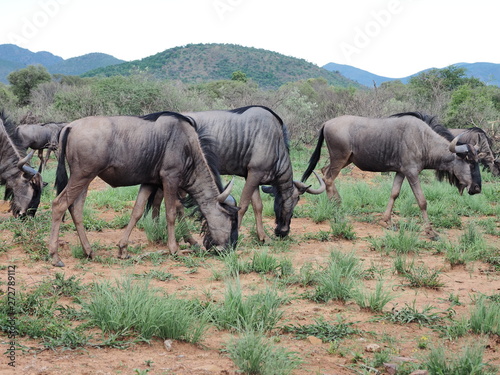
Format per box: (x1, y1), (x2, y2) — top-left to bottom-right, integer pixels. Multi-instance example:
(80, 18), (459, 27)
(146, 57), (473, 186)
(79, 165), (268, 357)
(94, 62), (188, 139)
(217, 178), (235, 203)
(294, 171), (326, 195)
(449, 136), (469, 154)
(22, 165), (38, 176)
(17, 150), (35, 169)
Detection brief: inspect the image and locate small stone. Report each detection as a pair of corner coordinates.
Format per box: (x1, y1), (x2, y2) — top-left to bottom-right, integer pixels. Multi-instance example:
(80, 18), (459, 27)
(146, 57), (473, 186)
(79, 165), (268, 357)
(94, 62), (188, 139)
(409, 371), (429, 375)
(164, 339), (173, 351)
(365, 343), (381, 352)
(384, 363), (397, 375)
(307, 336), (323, 345)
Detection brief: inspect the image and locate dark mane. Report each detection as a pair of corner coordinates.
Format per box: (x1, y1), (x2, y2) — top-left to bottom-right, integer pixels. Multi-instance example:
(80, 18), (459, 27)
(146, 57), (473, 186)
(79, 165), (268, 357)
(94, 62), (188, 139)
(229, 105), (284, 125)
(391, 112), (466, 189)
(196, 125), (223, 192)
(391, 112), (455, 142)
(464, 127), (494, 148)
(140, 111), (195, 127)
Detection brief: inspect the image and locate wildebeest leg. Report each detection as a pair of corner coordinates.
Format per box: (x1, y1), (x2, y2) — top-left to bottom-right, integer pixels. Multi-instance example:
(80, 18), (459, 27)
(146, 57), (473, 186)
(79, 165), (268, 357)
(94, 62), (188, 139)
(239, 171), (265, 236)
(37, 149), (44, 173)
(250, 189), (266, 242)
(151, 188), (197, 246)
(117, 184), (155, 259)
(381, 172), (405, 229)
(321, 163), (344, 201)
(162, 181), (183, 255)
(48, 179), (92, 267)
(406, 175), (439, 240)
(68, 187), (96, 259)
(43, 148), (52, 170)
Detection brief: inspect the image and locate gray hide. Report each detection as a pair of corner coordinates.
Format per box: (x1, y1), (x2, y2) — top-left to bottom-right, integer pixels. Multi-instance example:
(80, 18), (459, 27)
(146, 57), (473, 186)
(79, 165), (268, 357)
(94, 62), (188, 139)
(16, 122), (67, 172)
(151, 106), (325, 242)
(301, 113), (482, 239)
(448, 128), (500, 176)
(48, 112), (238, 267)
(0, 112), (44, 217)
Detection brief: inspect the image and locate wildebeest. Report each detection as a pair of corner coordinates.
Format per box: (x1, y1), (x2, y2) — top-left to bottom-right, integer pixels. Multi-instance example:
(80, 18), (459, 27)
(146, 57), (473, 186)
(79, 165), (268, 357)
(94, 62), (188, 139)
(301, 112), (482, 239)
(448, 127), (500, 176)
(0, 112), (44, 217)
(174, 106), (325, 241)
(16, 122), (67, 172)
(48, 112), (239, 267)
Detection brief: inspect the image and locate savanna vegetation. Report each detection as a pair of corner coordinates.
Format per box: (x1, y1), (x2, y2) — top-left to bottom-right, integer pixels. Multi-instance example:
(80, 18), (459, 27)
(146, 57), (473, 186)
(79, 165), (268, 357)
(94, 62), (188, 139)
(0, 62), (499, 374)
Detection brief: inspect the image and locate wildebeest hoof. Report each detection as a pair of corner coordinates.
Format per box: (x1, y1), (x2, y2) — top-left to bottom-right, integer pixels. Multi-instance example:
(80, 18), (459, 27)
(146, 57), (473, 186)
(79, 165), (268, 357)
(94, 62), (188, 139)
(117, 254), (131, 260)
(52, 260), (65, 267)
(426, 232), (440, 241)
(177, 249), (194, 256)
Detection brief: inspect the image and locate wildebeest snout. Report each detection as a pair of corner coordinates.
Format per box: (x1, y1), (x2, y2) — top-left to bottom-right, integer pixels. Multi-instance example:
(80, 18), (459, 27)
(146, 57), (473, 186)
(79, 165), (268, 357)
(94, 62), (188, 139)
(468, 183), (481, 195)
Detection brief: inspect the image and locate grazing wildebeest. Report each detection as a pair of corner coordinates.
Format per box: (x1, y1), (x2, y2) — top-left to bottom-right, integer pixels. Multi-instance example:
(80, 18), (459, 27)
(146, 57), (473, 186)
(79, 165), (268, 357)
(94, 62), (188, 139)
(0, 112), (44, 217)
(301, 112), (482, 239)
(48, 112), (239, 267)
(16, 122), (67, 172)
(149, 106), (325, 242)
(448, 128), (500, 176)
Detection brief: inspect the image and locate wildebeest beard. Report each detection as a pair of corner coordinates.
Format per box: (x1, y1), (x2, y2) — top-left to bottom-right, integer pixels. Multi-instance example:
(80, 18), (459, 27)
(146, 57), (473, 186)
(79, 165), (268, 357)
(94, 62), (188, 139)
(4, 178), (42, 217)
(273, 186), (295, 238)
(179, 190), (239, 252)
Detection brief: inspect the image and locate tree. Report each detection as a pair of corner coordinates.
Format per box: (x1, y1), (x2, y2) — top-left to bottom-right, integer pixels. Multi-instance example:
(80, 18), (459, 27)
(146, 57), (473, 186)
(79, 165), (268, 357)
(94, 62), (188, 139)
(8, 65), (52, 105)
(231, 70), (248, 83)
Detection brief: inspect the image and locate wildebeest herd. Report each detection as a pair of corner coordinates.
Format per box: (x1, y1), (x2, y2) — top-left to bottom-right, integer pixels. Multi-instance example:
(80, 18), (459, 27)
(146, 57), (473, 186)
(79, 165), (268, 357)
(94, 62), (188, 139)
(0, 106), (498, 267)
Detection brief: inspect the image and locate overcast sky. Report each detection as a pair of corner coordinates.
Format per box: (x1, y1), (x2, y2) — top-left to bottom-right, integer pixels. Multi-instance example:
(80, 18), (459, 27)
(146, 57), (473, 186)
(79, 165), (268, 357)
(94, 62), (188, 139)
(1, 0), (498, 78)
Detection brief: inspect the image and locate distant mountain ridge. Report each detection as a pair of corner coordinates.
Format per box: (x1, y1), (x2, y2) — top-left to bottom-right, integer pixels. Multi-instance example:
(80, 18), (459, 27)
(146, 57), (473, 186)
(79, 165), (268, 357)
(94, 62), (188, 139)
(83, 43), (361, 89)
(0, 44), (124, 83)
(323, 62), (500, 87)
(1, 43), (499, 89)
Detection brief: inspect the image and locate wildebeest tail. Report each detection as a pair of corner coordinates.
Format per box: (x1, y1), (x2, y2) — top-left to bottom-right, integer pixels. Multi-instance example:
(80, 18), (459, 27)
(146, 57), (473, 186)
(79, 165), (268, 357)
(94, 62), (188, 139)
(55, 127), (70, 196)
(301, 125), (325, 182)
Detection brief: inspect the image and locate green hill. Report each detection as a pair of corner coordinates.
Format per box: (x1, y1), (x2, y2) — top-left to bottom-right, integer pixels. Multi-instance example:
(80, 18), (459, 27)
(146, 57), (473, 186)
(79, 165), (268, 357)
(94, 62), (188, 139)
(83, 43), (362, 89)
(47, 53), (124, 76)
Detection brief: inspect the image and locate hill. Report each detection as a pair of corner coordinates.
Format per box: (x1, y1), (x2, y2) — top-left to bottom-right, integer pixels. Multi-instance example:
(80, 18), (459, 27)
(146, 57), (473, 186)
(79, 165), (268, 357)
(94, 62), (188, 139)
(83, 43), (362, 89)
(0, 44), (124, 83)
(323, 62), (500, 87)
(47, 53), (125, 76)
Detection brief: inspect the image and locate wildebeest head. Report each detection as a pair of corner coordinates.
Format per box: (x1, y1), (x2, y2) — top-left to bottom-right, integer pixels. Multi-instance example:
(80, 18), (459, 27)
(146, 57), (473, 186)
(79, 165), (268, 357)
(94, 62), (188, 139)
(4, 151), (44, 217)
(201, 180), (240, 251)
(442, 136), (482, 195)
(266, 171), (326, 238)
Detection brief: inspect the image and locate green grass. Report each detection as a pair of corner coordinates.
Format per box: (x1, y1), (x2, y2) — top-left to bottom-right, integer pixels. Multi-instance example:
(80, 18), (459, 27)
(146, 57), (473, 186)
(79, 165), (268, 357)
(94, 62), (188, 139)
(208, 279), (286, 332)
(353, 279), (395, 312)
(227, 331), (302, 375)
(310, 250), (363, 303)
(84, 278), (208, 343)
(424, 342), (497, 375)
(382, 300), (447, 326)
(282, 316), (361, 342)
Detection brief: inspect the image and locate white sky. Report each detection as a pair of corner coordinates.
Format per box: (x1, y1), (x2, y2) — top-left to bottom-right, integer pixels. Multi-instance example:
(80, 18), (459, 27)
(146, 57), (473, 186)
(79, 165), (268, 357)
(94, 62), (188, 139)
(1, 0), (498, 78)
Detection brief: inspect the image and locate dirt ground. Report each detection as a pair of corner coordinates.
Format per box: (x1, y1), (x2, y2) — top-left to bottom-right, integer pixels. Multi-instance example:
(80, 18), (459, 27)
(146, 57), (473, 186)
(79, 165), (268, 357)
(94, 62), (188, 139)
(1, 170), (499, 375)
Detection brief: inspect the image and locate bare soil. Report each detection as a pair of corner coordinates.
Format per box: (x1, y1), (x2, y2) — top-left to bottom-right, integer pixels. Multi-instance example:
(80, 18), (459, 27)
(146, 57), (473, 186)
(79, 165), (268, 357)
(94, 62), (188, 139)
(1, 169), (499, 375)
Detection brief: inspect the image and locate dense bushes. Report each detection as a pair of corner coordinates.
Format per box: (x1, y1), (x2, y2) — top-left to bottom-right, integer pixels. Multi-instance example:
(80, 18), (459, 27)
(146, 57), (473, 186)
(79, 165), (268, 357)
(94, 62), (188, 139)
(2, 65), (500, 152)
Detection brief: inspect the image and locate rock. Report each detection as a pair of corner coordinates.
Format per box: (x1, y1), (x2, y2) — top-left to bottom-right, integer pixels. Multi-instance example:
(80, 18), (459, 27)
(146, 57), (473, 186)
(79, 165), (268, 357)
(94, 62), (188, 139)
(164, 339), (173, 351)
(307, 336), (323, 345)
(365, 343), (381, 352)
(384, 363), (397, 375)
(409, 371), (429, 375)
